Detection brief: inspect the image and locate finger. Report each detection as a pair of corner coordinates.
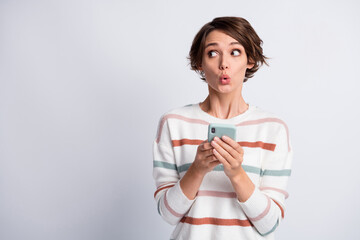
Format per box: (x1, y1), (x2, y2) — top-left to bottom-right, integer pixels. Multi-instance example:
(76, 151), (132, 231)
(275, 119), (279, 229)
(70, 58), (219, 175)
(212, 137), (238, 162)
(199, 142), (213, 152)
(212, 148), (230, 168)
(198, 140), (207, 151)
(211, 139), (234, 165)
(205, 154), (218, 162)
(201, 141), (213, 151)
(204, 149), (215, 157)
(221, 135), (244, 155)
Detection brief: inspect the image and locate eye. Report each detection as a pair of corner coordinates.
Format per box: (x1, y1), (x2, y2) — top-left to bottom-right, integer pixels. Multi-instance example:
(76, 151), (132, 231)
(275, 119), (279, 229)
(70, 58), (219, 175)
(232, 49), (241, 56)
(207, 50), (218, 58)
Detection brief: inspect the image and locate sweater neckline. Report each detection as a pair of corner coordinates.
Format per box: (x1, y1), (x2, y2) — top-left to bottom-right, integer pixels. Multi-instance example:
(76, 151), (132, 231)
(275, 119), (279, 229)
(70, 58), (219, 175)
(195, 102), (255, 123)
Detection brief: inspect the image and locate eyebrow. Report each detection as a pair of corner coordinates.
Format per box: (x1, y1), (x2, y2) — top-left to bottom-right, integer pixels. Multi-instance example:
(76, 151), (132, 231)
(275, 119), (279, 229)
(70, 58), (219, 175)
(204, 42), (240, 49)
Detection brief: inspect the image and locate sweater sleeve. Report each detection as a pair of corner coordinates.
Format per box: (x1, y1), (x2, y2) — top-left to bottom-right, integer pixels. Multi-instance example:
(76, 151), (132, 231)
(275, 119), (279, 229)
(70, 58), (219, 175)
(238, 122), (293, 236)
(152, 115), (195, 225)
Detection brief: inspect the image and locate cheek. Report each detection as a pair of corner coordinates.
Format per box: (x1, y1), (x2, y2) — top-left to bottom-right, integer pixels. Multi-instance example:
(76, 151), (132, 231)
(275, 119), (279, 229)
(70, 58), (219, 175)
(203, 70), (219, 83)
(233, 62), (248, 74)
(202, 62), (218, 74)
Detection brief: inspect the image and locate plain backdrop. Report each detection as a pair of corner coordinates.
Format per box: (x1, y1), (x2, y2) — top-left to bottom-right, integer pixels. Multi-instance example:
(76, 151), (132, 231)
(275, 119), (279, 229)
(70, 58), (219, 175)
(1, 0), (360, 239)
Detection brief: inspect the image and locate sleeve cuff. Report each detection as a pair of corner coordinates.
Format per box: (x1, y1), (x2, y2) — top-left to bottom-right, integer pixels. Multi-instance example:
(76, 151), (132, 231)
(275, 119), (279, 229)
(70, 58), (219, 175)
(237, 187), (269, 218)
(166, 181), (196, 215)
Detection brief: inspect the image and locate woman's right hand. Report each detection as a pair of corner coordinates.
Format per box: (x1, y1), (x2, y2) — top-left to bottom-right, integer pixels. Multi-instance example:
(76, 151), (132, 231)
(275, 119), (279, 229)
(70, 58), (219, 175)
(180, 140), (221, 200)
(189, 140), (221, 176)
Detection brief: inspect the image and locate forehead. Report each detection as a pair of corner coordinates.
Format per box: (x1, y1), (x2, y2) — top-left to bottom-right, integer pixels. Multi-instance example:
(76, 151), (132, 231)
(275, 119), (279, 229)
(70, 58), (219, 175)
(205, 30), (241, 47)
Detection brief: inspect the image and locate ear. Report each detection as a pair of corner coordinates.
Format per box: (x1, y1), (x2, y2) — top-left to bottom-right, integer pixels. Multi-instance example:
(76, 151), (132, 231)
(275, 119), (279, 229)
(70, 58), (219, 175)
(247, 63), (254, 69)
(247, 59), (255, 69)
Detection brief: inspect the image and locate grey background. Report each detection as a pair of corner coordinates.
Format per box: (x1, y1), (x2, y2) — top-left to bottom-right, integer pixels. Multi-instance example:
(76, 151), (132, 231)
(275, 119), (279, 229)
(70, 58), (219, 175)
(1, 0), (359, 239)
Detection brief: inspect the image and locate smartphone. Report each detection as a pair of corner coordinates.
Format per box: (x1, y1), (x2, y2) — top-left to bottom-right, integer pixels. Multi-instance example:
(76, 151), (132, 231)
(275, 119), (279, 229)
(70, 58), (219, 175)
(208, 123), (237, 142)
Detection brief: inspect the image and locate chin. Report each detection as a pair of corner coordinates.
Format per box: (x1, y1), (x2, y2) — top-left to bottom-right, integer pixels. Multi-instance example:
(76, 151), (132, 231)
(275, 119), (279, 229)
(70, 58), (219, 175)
(216, 85), (235, 93)
(208, 81), (241, 94)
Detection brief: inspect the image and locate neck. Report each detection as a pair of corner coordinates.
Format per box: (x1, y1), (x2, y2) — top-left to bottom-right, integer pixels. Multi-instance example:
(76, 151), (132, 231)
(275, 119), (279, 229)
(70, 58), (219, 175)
(200, 87), (248, 119)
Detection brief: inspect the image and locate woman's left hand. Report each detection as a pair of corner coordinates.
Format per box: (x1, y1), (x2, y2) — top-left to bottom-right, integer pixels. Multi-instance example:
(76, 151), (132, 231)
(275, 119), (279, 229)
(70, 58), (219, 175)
(210, 135), (245, 181)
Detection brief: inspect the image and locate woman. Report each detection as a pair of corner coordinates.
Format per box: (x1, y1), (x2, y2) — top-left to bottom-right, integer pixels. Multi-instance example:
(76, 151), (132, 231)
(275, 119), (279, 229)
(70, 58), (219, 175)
(153, 16), (293, 240)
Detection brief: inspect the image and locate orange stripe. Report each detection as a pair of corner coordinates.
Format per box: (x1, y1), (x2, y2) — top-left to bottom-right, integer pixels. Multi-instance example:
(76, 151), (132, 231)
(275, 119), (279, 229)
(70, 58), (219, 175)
(171, 138), (276, 151)
(156, 181), (177, 189)
(154, 184), (175, 198)
(180, 216), (253, 226)
(156, 115), (290, 152)
(237, 118), (291, 152)
(172, 139), (204, 147)
(272, 200), (285, 218)
(156, 114), (209, 143)
(238, 141), (276, 151)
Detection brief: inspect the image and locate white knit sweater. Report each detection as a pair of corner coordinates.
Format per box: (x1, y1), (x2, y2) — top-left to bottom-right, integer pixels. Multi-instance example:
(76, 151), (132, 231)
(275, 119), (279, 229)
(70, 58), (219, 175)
(153, 103), (293, 240)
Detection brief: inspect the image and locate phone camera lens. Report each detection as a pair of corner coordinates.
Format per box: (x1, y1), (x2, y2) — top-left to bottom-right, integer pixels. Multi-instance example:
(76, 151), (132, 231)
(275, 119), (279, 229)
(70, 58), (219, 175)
(211, 127), (215, 133)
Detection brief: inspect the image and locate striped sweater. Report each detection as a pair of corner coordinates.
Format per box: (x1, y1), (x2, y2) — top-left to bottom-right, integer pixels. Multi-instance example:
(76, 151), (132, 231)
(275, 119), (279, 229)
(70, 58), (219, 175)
(153, 103), (293, 240)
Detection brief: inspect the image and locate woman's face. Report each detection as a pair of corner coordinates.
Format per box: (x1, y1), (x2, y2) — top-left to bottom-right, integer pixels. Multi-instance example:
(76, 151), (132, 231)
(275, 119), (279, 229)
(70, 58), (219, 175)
(199, 30), (254, 94)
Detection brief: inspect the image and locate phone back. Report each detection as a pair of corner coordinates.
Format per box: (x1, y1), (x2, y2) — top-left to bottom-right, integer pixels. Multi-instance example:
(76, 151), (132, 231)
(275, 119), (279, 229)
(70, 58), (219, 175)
(208, 123), (237, 142)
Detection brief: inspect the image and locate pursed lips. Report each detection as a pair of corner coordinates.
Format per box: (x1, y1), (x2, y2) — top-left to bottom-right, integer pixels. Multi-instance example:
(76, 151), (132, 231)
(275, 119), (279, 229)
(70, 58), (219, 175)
(220, 74), (230, 80)
(219, 74), (231, 84)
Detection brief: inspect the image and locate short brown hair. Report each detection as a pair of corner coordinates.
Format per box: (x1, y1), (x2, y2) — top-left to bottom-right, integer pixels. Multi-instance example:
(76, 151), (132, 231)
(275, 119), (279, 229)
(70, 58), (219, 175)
(188, 16), (269, 82)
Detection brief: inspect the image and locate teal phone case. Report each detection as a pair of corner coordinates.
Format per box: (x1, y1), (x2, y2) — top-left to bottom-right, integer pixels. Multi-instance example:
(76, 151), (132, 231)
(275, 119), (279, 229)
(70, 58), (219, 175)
(208, 123), (237, 142)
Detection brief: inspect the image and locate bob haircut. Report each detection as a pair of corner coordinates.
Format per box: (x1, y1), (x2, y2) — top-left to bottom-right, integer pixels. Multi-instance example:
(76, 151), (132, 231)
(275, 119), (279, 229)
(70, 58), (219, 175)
(188, 16), (269, 83)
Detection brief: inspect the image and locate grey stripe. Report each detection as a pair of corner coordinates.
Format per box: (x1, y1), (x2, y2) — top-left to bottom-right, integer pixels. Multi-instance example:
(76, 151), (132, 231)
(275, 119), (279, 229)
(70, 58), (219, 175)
(243, 165), (262, 175)
(178, 163), (262, 175)
(213, 165), (224, 171)
(262, 169), (291, 176)
(154, 161), (290, 177)
(153, 161), (178, 171)
(259, 219), (279, 236)
(178, 163), (192, 173)
(157, 199), (161, 216)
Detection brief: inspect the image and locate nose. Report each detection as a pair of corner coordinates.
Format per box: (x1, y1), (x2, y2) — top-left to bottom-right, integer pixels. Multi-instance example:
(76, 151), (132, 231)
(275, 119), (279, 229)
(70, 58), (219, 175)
(219, 56), (229, 70)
